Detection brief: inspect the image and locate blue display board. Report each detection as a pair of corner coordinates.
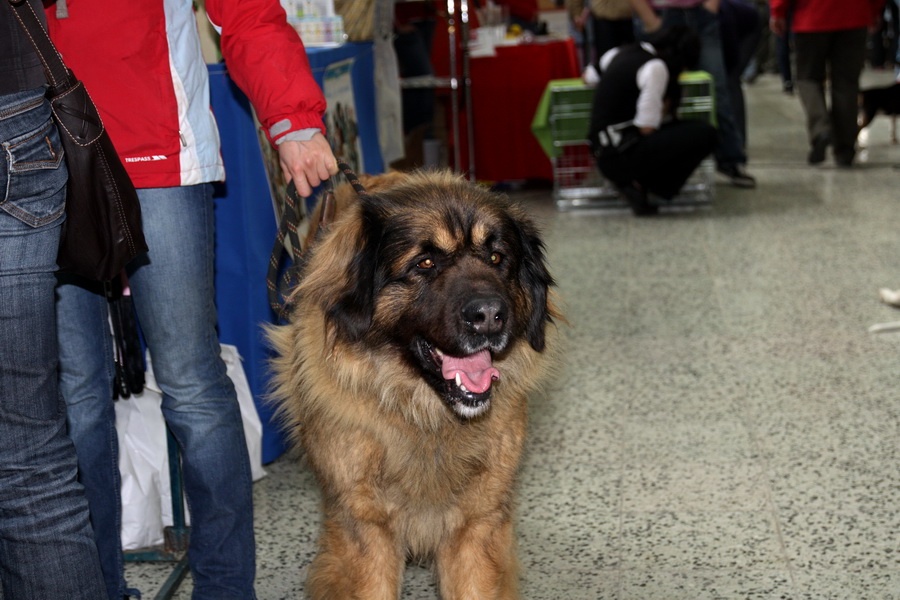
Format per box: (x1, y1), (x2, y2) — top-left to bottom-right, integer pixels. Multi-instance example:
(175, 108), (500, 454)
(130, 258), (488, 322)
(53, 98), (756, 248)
(308, 42), (383, 176)
(209, 42), (381, 464)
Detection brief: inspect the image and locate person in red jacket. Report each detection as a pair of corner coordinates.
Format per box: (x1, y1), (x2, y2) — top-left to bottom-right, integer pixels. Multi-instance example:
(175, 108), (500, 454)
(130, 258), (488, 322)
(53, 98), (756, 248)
(770, 0), (884, 166)
(46, 1), (338, 598)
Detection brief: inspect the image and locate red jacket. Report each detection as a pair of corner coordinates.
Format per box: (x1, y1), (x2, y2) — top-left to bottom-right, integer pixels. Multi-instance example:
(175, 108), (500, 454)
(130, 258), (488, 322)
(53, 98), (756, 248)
(46, 0), (326, 188)
(769, 0), (883, 33)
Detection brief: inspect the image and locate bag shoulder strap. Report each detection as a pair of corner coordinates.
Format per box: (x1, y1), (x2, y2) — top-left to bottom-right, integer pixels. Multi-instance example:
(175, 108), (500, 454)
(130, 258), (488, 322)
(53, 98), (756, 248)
(8, 0), (75, 91)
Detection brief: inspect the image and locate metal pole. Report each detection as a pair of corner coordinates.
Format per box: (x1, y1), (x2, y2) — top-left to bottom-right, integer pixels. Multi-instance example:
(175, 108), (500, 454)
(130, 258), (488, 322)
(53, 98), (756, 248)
(460, 0), (475, 181)
(445, 0), (462, 172)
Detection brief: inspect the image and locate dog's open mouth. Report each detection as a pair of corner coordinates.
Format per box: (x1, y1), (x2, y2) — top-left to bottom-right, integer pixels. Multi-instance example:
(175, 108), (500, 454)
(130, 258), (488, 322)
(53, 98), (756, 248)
(415, 339), (501, 418)
(436, 347), (500, 395)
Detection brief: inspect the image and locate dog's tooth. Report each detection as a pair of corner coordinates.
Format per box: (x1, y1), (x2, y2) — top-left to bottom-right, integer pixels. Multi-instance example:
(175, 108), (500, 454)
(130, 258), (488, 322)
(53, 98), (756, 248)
(453, 373), (470, 393)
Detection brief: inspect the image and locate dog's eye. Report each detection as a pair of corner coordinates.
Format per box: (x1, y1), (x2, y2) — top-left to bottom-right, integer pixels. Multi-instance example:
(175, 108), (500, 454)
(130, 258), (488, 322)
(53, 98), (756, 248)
(490, 252), (503, 265)
(417, 258), (435, 269)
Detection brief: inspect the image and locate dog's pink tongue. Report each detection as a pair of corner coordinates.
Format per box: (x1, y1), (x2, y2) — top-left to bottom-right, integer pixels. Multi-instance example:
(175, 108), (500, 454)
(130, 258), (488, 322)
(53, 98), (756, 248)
(441, 349), (500, 394)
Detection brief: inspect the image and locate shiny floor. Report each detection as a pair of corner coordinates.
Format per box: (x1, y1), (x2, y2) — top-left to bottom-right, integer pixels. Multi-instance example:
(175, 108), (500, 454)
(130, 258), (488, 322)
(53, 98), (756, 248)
(128, 70), (900, 599)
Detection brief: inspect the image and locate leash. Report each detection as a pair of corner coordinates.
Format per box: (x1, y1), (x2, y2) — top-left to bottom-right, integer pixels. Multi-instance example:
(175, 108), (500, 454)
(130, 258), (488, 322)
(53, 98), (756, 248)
(267, 160), (368, 320)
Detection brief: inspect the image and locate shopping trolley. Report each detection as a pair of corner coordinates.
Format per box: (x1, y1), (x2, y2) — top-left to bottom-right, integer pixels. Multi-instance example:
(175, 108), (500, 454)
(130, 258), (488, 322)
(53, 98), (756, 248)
(543, 82), (621, 210)
(675, 70), (716, 203)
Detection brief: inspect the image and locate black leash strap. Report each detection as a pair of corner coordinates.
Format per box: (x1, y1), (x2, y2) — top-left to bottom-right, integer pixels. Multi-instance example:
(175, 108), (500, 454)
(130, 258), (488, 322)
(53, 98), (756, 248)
(266, 160), (367, 320)
(335, 161), (369, 196)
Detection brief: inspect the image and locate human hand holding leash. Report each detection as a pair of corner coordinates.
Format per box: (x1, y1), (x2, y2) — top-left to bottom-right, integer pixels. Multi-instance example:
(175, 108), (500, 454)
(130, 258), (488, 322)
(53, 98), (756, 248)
(278, 132), (339, 197)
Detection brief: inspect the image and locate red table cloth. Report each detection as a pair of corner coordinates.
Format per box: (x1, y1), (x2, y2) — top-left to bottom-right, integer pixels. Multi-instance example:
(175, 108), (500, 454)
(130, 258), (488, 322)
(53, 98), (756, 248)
(465, 38), (580, 182)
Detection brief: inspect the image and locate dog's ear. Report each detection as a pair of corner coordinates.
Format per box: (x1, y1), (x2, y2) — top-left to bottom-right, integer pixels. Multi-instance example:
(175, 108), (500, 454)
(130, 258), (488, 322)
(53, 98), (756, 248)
(514, 217), (554, 352)
(325, 202), (384, 342)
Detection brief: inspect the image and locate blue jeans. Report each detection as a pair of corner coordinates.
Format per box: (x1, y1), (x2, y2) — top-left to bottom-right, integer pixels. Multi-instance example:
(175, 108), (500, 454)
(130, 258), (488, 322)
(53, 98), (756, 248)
(0, 87), (107, 599)
(658, 5), (748, 168)
(57, 184), (256, 600)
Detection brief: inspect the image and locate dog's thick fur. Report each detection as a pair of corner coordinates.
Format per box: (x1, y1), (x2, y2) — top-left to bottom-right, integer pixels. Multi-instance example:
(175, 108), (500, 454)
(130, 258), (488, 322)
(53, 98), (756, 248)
(268, 170), (560, 600)
(859, 82), (900, 143)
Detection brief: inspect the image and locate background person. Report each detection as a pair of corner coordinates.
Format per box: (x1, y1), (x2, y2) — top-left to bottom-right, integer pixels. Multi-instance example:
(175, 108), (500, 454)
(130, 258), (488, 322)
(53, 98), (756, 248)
(567, 0), (636, 71)
(589, 25), (718, 215)
(629, 0), (757, 188)
(719, 0), (761, 146)
(47, 1), (338, 598)
(770, 0), (884, 166)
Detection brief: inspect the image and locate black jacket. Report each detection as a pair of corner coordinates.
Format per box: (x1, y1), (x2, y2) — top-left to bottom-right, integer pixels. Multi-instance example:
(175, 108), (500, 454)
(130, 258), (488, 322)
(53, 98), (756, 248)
(588, 42), (682, 154)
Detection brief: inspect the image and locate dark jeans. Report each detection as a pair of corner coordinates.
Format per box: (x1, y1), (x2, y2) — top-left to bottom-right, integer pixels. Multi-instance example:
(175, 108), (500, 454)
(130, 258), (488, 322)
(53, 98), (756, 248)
(658, 6), (748, 168)
(394, 19), (436, 134)
(776, 13), (794, 86)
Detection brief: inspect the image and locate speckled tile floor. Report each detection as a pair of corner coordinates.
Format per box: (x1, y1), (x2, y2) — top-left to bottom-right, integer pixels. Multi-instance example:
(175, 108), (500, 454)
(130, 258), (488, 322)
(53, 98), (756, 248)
(125, 70), (900, 599)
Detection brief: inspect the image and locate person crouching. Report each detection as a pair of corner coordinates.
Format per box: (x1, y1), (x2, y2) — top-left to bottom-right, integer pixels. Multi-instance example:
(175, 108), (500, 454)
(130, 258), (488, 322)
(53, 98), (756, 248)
(589, 25), (717, 216)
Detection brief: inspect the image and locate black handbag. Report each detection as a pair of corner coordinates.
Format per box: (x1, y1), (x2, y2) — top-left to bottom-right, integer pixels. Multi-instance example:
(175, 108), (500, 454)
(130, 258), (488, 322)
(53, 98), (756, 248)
(9, 0), (148, 282)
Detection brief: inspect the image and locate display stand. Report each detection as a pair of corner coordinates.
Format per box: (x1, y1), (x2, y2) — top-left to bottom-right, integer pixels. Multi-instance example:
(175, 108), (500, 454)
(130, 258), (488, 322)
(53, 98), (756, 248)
(306, 43), (385, 176)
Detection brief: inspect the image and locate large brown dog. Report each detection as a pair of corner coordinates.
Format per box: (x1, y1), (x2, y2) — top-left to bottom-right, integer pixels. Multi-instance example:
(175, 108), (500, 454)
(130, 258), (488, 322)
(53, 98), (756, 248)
(268, 169), (560, 600)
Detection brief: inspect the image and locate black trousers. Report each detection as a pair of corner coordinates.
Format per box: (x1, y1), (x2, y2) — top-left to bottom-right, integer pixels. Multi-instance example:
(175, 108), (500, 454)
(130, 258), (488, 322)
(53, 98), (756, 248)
(793, 27), (867, 163)
(595, 119), (717, 200)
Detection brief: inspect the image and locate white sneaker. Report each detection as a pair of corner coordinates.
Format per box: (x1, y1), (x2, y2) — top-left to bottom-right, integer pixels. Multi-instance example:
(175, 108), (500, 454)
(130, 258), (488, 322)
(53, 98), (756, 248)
(879, 288), (900, 307)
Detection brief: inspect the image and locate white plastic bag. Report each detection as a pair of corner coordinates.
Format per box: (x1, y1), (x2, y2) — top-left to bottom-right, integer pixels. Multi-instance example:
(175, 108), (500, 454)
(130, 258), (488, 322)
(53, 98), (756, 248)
(116, 344), (266, 550)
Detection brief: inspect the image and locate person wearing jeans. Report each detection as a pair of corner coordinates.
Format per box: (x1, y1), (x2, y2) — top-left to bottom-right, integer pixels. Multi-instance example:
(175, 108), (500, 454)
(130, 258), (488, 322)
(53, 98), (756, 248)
(629, 0), (757, 188)
(57, 184), (255, 599)
(0, 5), (107, 596)
(48, 1), (338, 598)
(567, 0), (636, 70)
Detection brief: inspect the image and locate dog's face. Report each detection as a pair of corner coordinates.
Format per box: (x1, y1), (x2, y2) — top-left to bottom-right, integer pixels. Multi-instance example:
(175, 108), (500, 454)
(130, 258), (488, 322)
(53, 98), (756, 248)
(307, 171), (554, 419)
